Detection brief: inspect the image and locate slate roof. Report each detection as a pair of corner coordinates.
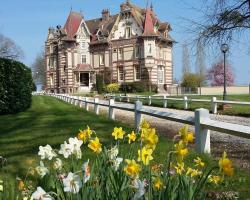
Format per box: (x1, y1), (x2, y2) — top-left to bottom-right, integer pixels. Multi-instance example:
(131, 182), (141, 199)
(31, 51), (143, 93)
(74, 64), (94, 71)
(64, 11), (83, 39)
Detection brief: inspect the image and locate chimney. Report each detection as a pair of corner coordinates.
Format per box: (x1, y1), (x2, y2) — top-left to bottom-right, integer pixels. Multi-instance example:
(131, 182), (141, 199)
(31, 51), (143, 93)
(102, 9), (110, 21)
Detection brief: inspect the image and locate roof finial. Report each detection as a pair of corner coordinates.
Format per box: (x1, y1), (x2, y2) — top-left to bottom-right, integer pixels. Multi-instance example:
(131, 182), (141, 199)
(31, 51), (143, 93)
(126, 0), (130, 4)
(150, 2), (153, 11)
(146, 0), (149, 8)
(70, 6), (72, 12)
(80, 9), (84, 18)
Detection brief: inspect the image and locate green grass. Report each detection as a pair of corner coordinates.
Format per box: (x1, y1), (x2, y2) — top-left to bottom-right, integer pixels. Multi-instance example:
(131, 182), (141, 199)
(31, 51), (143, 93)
(0, 96), (250, 198)
(120, 94), (250, 117)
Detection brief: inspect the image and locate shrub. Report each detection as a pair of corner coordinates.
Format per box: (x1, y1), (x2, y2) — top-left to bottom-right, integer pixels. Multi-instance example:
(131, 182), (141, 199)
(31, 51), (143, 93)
(120, 81), (158, 93)
(1, 123), (234, 199)
(0, 58), (33, 114)
(106, 83), (120, 94)
(181, 73), (201, 91)
(96, 74), (105, 94)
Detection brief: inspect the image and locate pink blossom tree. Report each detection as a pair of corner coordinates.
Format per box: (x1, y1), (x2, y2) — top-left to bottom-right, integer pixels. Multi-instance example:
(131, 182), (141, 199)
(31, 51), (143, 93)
(206, 60), (235, 86)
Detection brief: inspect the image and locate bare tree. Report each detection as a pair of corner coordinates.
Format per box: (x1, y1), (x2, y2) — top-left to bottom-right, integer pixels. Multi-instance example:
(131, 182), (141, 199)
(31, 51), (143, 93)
(0, 33), (24, 60)
(195, 41), (206, 86)
(182, 43), (191, 76)
(32, 50), (46, 89)
(196, 0), (250, 45)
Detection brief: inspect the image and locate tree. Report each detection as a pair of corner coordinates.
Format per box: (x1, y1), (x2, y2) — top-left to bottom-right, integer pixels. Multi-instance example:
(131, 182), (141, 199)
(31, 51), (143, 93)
(182, 43), (190, 76)
(207, 60), (235, 86)
(32, 50), (46, 89)
(181, 73), (201, 91)
(195, 41), (206, 84)
(0, 33), (23, 60)
(196, 0), (250, 45)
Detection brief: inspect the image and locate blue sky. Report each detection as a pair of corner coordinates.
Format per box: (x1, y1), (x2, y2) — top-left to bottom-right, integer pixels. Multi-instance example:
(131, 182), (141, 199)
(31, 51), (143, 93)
(0, 0), (249, 85)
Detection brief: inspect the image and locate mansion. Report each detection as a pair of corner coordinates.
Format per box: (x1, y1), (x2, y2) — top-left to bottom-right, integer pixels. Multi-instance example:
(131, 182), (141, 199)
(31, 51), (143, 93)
(45, 0), (174, 93)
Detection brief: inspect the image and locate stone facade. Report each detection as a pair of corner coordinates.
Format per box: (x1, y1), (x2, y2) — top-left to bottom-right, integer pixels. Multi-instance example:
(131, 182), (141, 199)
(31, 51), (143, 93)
(45, 1), (174, 93)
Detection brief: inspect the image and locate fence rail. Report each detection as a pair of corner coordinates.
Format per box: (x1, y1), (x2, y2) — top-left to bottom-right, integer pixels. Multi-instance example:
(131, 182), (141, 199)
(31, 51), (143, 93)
(34, 93), (250, 154)
(106, 94), (250, 114)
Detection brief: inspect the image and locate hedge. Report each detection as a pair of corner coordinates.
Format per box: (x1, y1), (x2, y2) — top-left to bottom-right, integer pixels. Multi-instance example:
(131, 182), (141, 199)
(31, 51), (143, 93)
(0, 58), (33, 114)
(120, 81), (158, 93)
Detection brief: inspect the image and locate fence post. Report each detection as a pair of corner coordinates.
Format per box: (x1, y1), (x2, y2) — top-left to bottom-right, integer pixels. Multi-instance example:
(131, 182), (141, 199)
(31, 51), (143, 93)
(75, 97), (79, 106)
(211, 97), (217, 114)
(163, 95), (167, 108)
(127, 95), (130, 102)
(195, 108), (211, 154)
(148, 96), (152, 106)
(119, 94), (122, 102)
(94, 98), (99, 115)
(79, 97), (82, 107)
(109, 99), (115, 120)
(135, 100), (142, 130)
(85, 97), (89, 111)
(183, 96), (188, 109)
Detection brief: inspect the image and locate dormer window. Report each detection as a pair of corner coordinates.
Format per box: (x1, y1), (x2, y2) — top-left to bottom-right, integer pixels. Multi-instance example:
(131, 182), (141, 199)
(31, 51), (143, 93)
(134, 45), (140, 58)
(99, 54), (105, 65)
(81, 55), (86, 64)
(81, 42), (85, 49)
(125, 26), (131, 38)
(148, 44), (152, 54)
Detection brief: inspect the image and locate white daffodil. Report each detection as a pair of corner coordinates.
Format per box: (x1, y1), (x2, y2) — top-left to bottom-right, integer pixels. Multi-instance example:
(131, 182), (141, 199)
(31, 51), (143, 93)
(112, 157), (123, 171)
(0, 184), (3, 192)
(82, 160), (91, 183)
(31, 187), (52, 200)
(38, 144), (57, 160)
(58, 141), (72, 158)
(35, 161), (49, 178)
(68, 137), (83, 159)
(63, 172), (82, 194)
(132, 179), (146, 200)
(107, 146), (119, 160)
(53, 158), (62, 170)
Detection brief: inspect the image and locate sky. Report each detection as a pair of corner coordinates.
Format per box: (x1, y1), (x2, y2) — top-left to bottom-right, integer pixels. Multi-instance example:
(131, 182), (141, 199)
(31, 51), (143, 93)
(0, 0), (249, 85)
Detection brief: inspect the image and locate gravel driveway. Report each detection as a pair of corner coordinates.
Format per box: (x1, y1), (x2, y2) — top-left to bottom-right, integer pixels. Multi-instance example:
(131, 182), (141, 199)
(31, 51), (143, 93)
(86, 98), (250, 170)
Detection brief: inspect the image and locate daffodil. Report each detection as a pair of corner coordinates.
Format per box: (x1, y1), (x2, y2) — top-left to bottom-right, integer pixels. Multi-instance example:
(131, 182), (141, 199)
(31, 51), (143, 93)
(132, 179), (146, 200)
(88, 137), (102, 154)
(63, 172), (82, 194)
(153, 177), (163, 190)
(174, 162), (185, 174)
(186, 167), (201, 177)
(112, 127), (125, 140)
(82, 160), (91, 183)
(175, 140), (188, 163)
(208, 175), (221, 185)
(138, 147), (153, 165)
(38, 144), (57, 160)
(77, 126), (92, 143)
(127, 131), (137, 144)
(36, 161), (49, 178)
(124, 159), (141, 178)
(194, 157), (205, 168)
(140, 119), (150, 129)
(107, 146), (119, 160)
(18, 180), (25, 191)
(219, 151), (234, 176)
(31, 187), (52, 200)
(179, 125), (195, 144)
(141, 128), (158, 150)
(53, 158), (62, 170)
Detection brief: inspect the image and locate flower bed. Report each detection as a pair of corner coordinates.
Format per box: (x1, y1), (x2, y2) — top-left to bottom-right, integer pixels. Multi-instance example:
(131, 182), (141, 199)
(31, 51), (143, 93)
(0, 121), (234, 199)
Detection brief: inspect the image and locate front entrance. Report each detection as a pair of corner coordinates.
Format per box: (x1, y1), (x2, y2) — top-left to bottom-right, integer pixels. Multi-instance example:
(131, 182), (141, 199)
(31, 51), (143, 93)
(80, 73), (89, 86)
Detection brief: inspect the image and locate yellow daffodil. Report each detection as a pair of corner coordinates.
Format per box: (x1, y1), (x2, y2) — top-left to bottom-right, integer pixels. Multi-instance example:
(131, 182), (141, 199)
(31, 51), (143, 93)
(124, 159), (141, 178)
(78, 126), (92, 143)
(151, 164), (162, 174)
(127, 131), (137, 144)
(186, 167), (201, 177)
(175, 140), (188, 163)
(141, 128), (158, 150)
(88, 137), (102, 154)
(153, 177), (163, 190)
(179, 125), (195, 144)
(138, 147), (153, 165)
(194, 157), (205, 168)
(140, 119), (150, 129)
(18, 180), (25, 191)
(208, 175), (221, 185)
(112, 127), (125, 140)
(174, 162), (185, 174)
(219, 151), (234, 176)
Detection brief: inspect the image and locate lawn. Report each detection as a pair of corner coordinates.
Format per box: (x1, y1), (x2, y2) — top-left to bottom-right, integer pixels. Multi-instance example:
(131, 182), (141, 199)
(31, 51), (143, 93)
(118, 94), (250, 117)
(0, 96), (250, 198)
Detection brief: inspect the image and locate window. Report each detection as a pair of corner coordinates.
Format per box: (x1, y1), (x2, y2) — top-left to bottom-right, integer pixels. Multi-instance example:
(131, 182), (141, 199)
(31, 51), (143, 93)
(49, 74), (54, 85)
(99, 54), (105, 65)
(134, 46), (140, 58)
(134, 65), (141, 80)
(159, 47), (163, 59)
(158, 66), (165, 84)
(81, 55), (87, 64)
(62, 79), (66, 85)
(63, 65), (66, 72)
(118, 66), (124, 81)
(81, 42), (85, 49)
(125, 26), (131, 38)
(118, 48), (123, 60)
(148, 44), (152, 54)
(49, 58), (55, 68)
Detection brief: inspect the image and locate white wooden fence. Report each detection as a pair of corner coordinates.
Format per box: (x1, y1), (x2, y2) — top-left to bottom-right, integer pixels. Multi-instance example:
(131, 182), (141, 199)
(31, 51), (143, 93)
(35, 93), (250, 155)
(106, 94), (250, 114)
